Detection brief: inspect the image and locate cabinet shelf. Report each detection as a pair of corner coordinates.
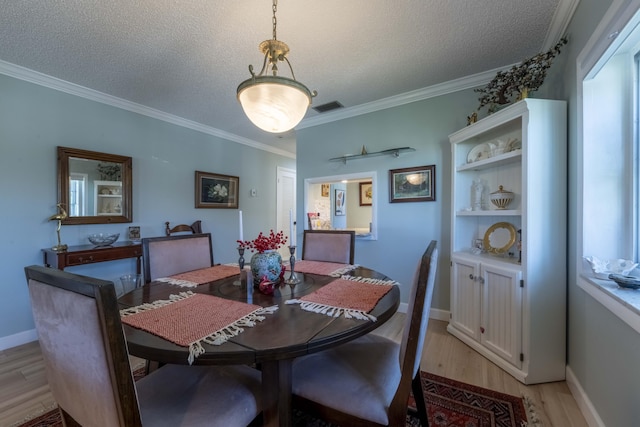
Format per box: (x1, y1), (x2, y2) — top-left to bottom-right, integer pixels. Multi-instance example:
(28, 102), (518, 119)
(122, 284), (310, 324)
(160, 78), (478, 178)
(329, 146), (415, 163)
(456, 150), (522, 172)
(456, 209), (521, 216)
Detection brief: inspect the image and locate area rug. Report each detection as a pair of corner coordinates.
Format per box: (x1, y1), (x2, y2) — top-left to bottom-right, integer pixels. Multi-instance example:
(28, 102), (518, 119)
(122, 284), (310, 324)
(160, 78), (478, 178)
(13, 370), (534, 427)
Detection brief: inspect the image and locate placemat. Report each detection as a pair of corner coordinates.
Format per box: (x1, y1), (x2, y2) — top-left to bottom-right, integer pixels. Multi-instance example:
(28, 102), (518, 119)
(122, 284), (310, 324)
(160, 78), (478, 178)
(285, 260), (359, 277)
(120, 291), (277, 364)
(155, 264), (240, 287)
(285, 276), (397, 321)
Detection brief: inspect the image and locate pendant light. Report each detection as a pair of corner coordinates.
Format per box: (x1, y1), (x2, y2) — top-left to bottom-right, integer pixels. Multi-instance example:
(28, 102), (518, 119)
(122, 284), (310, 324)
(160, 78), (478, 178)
(237, 0), (316, 133)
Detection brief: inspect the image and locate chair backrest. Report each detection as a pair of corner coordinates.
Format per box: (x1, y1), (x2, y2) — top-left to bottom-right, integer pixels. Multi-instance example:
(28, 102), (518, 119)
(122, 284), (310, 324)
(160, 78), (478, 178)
(142, 233), (214, 283)
(390, 240), (438, 421)
(301, 230), (355, 264)
(24, 265), (142, 426)
(165, 220), (202, 236)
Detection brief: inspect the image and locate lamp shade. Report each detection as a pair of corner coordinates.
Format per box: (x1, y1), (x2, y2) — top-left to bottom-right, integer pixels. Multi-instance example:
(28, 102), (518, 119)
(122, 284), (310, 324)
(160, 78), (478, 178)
(237, 75), (313, 133)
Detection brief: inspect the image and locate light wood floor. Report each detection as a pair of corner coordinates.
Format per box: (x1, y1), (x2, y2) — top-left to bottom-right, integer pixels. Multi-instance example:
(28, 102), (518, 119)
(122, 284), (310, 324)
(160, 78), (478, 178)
(0, 317), (587, 426)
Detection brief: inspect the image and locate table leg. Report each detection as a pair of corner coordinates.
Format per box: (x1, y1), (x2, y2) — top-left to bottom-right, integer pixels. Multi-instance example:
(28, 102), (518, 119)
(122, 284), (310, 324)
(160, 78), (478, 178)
(261, 359), (293, 427)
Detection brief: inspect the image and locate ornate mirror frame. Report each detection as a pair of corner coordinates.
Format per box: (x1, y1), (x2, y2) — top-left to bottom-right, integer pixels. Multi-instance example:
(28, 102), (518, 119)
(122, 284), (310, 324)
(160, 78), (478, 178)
(57, 146), (133, 225)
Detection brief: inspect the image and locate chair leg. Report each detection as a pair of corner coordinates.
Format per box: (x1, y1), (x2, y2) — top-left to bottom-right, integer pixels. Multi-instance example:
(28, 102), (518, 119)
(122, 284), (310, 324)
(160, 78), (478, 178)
(411, 372), (429, 427)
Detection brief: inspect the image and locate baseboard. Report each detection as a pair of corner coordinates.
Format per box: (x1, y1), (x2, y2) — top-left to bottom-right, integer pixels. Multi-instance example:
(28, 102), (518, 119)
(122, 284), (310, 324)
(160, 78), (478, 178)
(565, 366), (605, 427)
(0, 328), (37, 351)
(397, 303), (449, 322)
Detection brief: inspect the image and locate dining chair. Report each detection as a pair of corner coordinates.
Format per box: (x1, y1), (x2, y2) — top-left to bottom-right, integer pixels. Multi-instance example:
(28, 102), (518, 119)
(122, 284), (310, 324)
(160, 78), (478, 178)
(165, 220), (202, 236)
(24, 265), (262, 427)
(142, 233), (213, 283)
(301, 230), (356, 264)
(291, 240), (438, 427)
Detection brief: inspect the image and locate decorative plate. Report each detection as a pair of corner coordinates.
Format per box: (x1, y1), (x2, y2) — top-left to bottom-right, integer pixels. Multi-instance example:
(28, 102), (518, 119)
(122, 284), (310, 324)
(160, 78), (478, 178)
(483, 222), (517, 255)
(467, 143), (490, 163)
(608, 274), (640, 289)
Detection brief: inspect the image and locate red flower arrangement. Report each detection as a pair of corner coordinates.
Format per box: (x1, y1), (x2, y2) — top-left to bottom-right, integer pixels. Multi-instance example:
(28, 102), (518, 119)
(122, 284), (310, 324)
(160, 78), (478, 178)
(237, 230), (288, 253)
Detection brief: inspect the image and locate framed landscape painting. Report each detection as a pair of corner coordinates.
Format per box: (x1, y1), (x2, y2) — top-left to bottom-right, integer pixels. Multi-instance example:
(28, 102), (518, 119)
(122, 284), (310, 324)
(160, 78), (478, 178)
(389, 165), (435, 203)
(195, 170), (239, 209)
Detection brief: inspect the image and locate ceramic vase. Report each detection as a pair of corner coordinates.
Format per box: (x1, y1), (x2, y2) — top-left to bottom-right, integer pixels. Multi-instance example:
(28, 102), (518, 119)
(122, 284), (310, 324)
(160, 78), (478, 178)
(250, 250), (282, 285)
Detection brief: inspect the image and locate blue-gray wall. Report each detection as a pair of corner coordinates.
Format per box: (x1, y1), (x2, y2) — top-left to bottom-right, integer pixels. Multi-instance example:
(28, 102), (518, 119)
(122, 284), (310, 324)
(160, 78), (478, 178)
(560, 0), (640, 425)
(0, 73), (294, 346)
(297, 89), (478, 311)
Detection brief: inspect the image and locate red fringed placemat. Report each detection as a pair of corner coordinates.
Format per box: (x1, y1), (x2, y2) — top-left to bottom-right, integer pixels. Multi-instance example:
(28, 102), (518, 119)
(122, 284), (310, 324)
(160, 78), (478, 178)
(286, 276), (396, 321)
(155, 264), (240, 287)
(120, 292), (277, 364)
(285, 260), (358, 276)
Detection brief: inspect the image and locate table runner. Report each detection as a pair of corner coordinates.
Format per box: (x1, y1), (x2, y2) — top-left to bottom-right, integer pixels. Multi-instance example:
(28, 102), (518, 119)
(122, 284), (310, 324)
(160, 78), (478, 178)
(155, 264), (240, 287)
(285, 276), (397, 321)
(285, 260), (359, 277)
(120, 291), (277, 364)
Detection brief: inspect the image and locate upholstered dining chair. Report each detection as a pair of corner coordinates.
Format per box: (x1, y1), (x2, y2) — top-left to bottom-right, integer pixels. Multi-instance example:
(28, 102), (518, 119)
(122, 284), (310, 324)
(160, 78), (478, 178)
(301, 230), (356, 264)
(142, 233), (213, 283)
(24, 265), (262, 427)
(291, 240), (438, 427)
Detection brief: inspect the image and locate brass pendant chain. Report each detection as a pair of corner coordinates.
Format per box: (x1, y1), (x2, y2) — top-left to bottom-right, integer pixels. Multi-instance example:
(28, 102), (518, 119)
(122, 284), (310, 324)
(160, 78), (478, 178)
(272, 0), (278, 41)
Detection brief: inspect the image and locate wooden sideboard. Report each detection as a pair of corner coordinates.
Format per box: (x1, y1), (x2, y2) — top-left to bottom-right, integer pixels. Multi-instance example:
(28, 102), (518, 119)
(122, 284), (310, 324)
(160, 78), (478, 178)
(42, 241), (142, 274)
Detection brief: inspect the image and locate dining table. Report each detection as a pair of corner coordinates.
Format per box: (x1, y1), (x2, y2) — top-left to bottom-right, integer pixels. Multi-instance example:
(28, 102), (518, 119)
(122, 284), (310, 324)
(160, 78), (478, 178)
(118, 261), (400, 427)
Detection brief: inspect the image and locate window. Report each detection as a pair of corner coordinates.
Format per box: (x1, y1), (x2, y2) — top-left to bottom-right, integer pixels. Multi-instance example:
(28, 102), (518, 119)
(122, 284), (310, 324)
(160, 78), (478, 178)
(69, 173), (88, 217)
(578, 0), (640, 333)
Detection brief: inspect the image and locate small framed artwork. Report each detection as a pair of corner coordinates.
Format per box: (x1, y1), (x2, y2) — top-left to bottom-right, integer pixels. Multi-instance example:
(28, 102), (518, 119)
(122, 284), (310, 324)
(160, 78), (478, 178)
(321, 183), (330, 197)
(334, 189), (346, 216)
(128, 226), (141, 242)
(389, 165), (436, 203)
(359, 181), (373, 206)
(195, 170), (239, 209)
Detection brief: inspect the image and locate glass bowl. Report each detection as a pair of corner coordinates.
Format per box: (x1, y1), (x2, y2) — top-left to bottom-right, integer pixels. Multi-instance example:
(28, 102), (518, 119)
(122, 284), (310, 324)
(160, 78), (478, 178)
(88, 233), (119, 246)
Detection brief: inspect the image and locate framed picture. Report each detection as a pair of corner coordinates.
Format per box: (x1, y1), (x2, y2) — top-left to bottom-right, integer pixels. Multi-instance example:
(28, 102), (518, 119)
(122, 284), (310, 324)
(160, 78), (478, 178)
(195, 170), (239, 209)
(321, 183), (330, 197)
(127, 226), (141, 242)
(334, 189), (346, 216)
(359, 181), (373, 206)
(389, 165), (436, 203)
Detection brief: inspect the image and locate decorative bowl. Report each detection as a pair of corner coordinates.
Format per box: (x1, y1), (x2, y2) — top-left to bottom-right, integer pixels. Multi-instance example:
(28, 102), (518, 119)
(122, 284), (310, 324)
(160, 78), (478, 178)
(608, 274), (640, 289)
(584, 256), (638, 279)
(88, 233), (119, 246)
(490, 185), (514, 210)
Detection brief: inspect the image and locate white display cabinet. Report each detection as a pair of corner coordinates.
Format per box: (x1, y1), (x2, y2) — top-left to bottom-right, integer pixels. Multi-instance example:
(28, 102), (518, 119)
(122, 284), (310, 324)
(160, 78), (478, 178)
(448, 99), (567, 384)
(94, 180), (123, 216)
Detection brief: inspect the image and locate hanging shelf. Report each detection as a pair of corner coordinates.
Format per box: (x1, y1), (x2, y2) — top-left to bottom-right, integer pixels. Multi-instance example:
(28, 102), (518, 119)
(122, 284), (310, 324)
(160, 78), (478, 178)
(329, 146), (415, 164)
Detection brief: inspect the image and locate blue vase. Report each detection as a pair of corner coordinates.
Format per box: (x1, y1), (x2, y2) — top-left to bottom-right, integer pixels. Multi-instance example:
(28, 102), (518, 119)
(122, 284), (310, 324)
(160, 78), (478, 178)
(250, 250), (283, 285)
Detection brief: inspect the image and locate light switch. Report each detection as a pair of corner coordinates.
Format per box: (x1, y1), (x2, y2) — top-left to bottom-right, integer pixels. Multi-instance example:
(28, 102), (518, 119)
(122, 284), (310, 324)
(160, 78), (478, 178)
(250, 188), (257, 197)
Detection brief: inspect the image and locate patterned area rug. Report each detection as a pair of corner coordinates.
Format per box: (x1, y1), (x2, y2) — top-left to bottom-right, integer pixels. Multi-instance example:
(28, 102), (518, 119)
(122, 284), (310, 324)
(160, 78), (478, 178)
(14, 370), (534, 427)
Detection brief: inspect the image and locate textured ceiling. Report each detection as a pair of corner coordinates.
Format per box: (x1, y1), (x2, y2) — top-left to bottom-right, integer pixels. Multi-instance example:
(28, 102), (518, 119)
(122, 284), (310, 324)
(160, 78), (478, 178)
(0, 1), (570, 155)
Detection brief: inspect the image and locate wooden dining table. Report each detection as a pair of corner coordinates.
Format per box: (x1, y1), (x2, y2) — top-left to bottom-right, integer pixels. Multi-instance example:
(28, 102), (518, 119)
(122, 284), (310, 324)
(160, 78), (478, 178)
(118, 265), (400, 427)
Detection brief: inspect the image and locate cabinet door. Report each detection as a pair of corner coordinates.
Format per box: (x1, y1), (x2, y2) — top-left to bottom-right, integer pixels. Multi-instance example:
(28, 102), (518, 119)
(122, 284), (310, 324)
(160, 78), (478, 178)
(450, 257), (481, 341)
(479, 263), (522, 368)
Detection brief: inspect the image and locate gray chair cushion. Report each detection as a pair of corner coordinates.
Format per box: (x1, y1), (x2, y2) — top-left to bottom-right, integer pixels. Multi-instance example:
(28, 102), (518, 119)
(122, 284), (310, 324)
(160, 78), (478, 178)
(292, 334), (400, 425)
(137, 364), (261, 427)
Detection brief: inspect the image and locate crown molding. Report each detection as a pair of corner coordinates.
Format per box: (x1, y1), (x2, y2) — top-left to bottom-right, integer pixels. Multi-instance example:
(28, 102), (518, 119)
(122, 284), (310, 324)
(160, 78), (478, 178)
(0, 60), (295, 159)
(297, 67), (505, 130)
(543, 0), (580, 50)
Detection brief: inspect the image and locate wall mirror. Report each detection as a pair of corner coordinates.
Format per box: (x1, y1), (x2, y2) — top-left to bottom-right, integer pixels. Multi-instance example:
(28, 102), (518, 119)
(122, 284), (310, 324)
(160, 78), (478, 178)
(57, 146), (133, 225)
(304, 171), (377, 240)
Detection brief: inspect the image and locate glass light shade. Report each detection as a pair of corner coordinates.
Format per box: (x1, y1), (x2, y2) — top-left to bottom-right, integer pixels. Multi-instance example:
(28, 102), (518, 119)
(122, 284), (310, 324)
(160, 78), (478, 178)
(237, 76), (312, 133)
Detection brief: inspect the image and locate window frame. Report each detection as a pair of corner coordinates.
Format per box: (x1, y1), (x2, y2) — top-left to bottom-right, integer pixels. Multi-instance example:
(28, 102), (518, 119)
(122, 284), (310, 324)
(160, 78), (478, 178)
(577, 0), (640, 334)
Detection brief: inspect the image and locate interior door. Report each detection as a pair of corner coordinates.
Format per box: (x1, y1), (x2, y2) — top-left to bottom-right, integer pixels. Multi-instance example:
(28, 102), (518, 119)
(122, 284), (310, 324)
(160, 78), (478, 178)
(276, 167), (296, 259)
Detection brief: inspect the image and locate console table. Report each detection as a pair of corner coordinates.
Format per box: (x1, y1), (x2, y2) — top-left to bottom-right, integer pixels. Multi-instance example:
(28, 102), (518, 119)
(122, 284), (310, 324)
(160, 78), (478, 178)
(42, 241), (142, 274)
